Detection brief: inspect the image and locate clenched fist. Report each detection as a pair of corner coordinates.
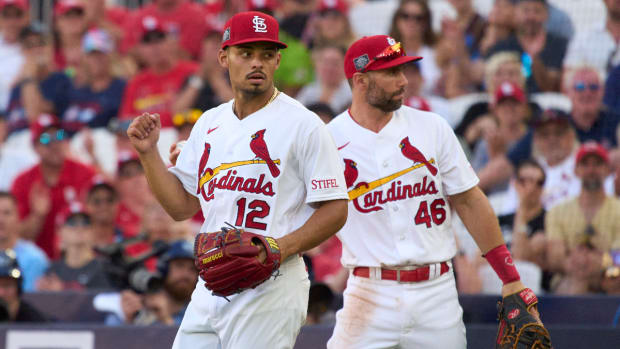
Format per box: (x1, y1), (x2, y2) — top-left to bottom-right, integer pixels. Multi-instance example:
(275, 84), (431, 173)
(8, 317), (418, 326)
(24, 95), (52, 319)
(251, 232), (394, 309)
(127, 113), (161, 154)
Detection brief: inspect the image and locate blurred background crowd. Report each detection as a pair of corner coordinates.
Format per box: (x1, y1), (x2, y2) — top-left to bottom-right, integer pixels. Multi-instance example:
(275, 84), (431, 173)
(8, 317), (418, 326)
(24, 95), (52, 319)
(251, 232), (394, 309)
(1, 0), (620, 326)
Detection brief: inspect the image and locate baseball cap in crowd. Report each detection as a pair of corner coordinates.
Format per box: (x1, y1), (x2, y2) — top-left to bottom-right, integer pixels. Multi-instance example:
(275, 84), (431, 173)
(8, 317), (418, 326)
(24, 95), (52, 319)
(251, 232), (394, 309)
(576, 141), (609, 165)
(221, 11), (287, 49)
(31, 113), (64, 144)
(246, 0), (277, 12)
(344, 35), (422, 79)
(156, 240), (194, 277)
(59, 201), (91, 227)
(319, 0), (348, 14)
(140, 16), (166, 43)
(82, 28), (114, 54)
(531, 108), (571, 129)
(494, 81), (526, 105)
(88, 176), (117, 199)
(117, 150), (142, 177)
(54, 0), (85, 17)
(0, 0), (28, 12)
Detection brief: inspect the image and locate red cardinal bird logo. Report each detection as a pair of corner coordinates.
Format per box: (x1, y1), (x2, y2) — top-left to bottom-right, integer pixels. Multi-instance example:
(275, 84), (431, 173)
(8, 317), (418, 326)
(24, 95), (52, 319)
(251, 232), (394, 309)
(196, 143), (213, 193)
(343, 159), (358, 188)
(250, 129), (280, 178)
(399, 137), (438, 176)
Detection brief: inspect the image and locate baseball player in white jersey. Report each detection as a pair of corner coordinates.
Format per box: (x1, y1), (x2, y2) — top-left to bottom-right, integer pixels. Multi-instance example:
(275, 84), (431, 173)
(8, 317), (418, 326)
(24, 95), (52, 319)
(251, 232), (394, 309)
(127, 12), (349, 349)
(325, 35), (544, 348)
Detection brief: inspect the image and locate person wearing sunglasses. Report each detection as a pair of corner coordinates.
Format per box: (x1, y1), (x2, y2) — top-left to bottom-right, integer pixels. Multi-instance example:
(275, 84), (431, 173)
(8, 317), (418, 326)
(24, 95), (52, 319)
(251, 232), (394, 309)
(85, 179), (124, 249)
(10, 114), (96, 260)
(388, 0), (440, 95)
(565, 66), (620, 148)
(327, 35), (545, 348)
(546, 142), (620, 286)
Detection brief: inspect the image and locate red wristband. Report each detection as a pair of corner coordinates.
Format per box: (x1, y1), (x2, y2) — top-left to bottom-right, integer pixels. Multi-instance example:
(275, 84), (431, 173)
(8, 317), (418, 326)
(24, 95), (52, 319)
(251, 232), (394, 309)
(484, 244), (520, 285)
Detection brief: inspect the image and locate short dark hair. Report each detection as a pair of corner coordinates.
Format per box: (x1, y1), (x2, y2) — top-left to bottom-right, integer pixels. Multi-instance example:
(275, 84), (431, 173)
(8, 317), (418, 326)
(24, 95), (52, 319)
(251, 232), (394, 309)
(516, 159), (546, 185)
(0, 192), (17, 205)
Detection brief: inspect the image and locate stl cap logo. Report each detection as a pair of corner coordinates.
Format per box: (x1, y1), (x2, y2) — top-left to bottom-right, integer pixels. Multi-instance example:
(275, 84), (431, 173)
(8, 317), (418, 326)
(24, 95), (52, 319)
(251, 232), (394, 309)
(387, 37), (396, 46)
(142, 16), (158, 30)
(501, 82), (514, 95)
(222, 27), (230, 42)
(353, 54), (369, 72)
(252, 15), (267, 33)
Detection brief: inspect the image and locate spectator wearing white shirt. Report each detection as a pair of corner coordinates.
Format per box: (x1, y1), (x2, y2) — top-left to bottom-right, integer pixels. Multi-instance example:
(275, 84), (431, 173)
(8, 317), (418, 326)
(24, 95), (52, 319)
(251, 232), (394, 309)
(0, 0), (28, 111)
(564, 0), (620, 74)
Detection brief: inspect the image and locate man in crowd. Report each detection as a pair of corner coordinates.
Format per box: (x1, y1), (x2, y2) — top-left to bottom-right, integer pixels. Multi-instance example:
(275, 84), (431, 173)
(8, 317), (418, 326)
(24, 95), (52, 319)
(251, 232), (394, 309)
(0, 0), (29, 111)
(486, 0), (567, 92)
(0, 249), (47, 321)
(0, 192), (48, 292)
(546, 142), (620, 292)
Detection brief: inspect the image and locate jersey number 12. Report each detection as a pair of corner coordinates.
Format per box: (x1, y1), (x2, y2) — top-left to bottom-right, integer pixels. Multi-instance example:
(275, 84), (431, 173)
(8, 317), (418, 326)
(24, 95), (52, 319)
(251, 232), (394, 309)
(235, 198), (270, 230)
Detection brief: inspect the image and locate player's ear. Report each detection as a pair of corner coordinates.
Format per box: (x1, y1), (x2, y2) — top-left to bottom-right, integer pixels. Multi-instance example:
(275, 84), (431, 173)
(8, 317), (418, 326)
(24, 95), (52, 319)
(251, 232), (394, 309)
(275, 50), (281, 69)
(352, 72), (368, 90)
(218, 48), (229, 68)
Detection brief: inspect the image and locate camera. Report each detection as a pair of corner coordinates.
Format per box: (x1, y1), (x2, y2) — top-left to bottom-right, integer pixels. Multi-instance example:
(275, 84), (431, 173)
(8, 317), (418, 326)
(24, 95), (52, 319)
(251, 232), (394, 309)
(95, 235), (170, 293)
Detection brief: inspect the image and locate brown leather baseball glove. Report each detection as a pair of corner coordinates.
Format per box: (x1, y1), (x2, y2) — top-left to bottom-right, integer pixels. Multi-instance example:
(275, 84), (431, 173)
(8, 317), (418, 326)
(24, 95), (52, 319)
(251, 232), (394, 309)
(496, 288), (552, 349)
(193, 225), (282, 298)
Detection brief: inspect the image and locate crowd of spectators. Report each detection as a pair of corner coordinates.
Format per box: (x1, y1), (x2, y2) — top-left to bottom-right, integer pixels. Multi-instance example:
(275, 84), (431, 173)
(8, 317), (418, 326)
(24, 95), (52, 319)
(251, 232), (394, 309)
(1, 0), (620, 326)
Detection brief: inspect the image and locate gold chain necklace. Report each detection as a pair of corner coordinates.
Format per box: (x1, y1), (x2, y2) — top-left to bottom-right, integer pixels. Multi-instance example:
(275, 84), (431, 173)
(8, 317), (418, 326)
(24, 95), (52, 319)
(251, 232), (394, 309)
(233, 87), (280, 116)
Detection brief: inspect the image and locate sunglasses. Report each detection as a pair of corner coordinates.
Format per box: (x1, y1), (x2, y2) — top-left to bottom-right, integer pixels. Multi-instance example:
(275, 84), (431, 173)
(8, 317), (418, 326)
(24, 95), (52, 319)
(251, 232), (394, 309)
(141, 31), (166, 44)
(360, 42), (404, 72)
(573, 82), (600, 92)
(39, 130), (65, 145)
(173, 109), (202, 127)
(516, 176), (544, 187)
(399, 12), (426, 22)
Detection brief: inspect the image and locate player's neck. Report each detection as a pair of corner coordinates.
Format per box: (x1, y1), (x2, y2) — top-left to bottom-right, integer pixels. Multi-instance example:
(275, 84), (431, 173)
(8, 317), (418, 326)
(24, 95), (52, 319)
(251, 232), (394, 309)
(232, 86), (279, 120)
(349, 102), (393, 134)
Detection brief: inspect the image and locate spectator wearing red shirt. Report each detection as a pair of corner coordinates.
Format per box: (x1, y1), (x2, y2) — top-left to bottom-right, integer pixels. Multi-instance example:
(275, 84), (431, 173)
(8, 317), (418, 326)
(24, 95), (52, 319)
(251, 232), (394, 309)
(53, 0), (89, 73)
(11, 114), (96, 259)
(118, 17), (197, 128)
(115, 151), (154, 239)
(121, 0), (207, 59)
(83, 0), (130, 45)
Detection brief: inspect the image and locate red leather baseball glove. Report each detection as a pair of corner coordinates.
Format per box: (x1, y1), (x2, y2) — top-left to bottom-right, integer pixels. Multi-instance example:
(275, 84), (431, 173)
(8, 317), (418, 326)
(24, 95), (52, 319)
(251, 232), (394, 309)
(193, 225), (282, 297)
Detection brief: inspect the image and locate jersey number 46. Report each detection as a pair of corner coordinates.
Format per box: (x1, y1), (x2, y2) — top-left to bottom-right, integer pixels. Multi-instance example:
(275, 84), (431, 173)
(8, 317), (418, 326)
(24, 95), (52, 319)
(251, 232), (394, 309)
(414, 199), (446, 228)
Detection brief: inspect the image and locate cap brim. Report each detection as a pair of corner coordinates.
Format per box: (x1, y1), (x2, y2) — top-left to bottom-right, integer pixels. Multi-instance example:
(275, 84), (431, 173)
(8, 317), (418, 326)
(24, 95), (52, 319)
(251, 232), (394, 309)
(365, 55), (423, 73)
(222, 38), (287, 49)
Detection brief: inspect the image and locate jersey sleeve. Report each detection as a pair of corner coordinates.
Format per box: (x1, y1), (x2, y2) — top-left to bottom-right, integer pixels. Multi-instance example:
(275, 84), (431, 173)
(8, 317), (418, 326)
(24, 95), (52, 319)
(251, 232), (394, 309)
(436, 118), (479, 195)
(299, 124), (349, 203)
(168, 119), (204, 197)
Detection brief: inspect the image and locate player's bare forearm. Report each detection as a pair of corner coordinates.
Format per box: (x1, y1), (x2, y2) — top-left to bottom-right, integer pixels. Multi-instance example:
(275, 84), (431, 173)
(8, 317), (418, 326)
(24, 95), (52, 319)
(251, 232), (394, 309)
(139, 150), (200, 221)
(449, 186), (504, 254)
(128, 113), (200, 221)
(276, 199), (348, 261)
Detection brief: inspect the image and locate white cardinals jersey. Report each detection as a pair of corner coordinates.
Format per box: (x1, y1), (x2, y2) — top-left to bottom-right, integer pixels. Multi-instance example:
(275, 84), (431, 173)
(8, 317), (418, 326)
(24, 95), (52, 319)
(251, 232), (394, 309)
(327, 106), (479, 267)
(170, 93), (348, 238)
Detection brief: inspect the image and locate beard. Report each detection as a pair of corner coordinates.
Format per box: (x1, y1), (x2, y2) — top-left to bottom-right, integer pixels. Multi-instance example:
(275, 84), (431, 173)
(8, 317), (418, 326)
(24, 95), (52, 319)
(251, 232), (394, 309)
(582, 177), (603, 192)
(366, 78), (404, 112)
(164, 277), (195, 303)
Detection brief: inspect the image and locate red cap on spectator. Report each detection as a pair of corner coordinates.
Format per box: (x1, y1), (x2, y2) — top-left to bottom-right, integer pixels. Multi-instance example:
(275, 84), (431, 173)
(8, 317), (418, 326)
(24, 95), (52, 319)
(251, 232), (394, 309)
(140, 16), (166, 41)
(494, 81), (526, 105)
(0, 0), (28, 11)
(576, 141), (609, 165)
(221, 11), (287, 49)
(117, 150), (140, 175)
(319, 0), (348, 14)
(246, 0), (277, 11)
(344, 35), (422, 79)
(31, 114), (61, 142)
(57, 201), (90, 227)
(54, 0), (84, 16)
